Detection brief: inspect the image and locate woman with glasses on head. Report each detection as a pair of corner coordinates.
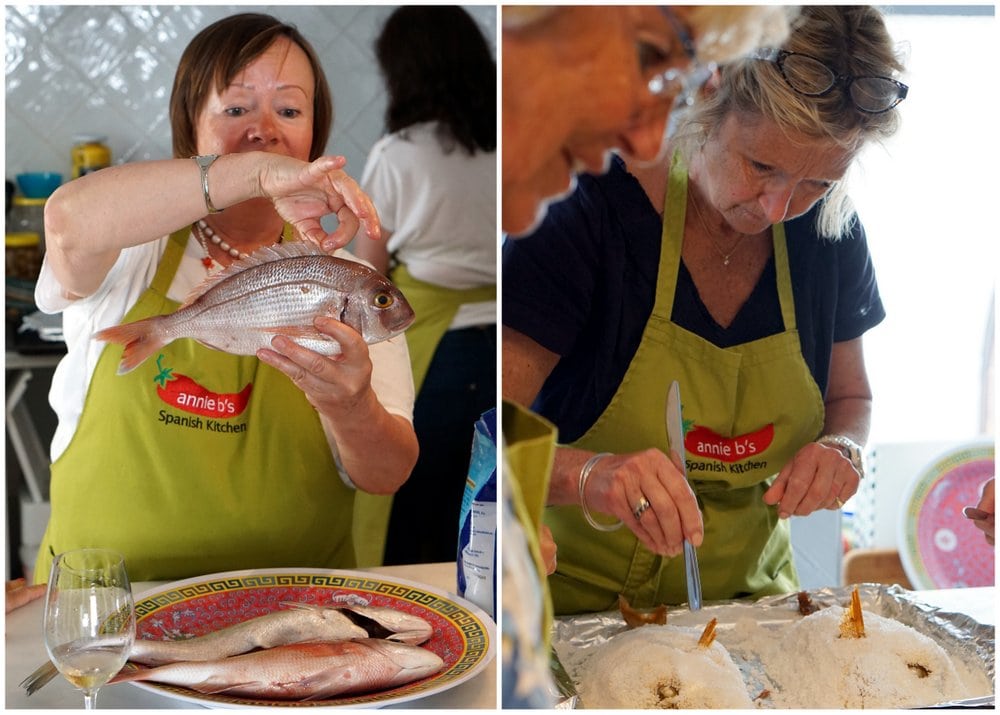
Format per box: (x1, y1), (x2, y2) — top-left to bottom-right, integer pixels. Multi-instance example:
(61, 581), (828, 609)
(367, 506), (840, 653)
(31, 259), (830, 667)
(500, 6), (794, 705)
(502, 5), (907, 614)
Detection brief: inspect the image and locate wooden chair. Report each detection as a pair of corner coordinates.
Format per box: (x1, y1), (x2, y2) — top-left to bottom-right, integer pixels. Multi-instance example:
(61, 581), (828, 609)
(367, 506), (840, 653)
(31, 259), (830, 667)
(841, 547), (913, 590)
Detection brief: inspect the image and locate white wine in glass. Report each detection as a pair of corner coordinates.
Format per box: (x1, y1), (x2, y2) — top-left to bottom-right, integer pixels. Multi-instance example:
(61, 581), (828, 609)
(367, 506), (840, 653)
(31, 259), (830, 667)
(43, 548), (135, 709)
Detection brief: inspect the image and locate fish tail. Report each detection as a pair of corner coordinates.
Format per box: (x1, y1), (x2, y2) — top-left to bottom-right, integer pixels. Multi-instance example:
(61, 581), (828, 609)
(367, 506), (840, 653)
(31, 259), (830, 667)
(93, 318), (169, 375)
(108, 667), (148, 685)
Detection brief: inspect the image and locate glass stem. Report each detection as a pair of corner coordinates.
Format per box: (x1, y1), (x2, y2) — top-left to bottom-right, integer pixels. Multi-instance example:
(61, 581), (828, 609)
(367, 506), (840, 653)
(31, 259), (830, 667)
(84, 689), (98, 709)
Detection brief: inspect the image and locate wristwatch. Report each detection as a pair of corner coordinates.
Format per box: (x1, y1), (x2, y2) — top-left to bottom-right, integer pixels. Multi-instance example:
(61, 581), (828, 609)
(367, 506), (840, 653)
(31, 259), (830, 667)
(817, 434), (865, 479)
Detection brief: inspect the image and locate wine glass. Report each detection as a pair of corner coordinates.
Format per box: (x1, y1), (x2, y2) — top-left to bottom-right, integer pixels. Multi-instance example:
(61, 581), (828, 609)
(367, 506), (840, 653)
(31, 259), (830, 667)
(43, 548), (135, 709)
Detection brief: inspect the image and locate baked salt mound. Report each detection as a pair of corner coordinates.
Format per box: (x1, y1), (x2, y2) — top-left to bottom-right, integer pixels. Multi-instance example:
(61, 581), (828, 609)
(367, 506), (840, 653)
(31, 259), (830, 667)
(576, 625), (753, 709)
(765, 606), (965, 708)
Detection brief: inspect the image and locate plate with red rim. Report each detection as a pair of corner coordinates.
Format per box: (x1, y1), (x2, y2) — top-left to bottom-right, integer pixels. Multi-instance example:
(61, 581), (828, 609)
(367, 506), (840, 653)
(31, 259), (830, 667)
(124, 567), (495, 708)
(898, 442), (995, 590)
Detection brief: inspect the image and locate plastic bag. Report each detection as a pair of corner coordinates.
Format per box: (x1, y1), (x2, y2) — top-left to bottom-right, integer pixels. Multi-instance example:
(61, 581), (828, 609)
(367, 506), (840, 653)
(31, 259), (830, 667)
(457, 407), (497, 617)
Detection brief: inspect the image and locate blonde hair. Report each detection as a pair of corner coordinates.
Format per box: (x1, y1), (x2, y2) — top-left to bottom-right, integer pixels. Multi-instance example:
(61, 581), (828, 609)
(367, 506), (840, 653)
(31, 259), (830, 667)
(675, 6), (906, 239)
(687, 6), (797, 65)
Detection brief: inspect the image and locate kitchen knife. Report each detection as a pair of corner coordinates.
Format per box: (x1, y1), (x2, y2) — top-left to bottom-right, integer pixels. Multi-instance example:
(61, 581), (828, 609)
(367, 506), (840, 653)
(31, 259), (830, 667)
(666, 380), (703, 611)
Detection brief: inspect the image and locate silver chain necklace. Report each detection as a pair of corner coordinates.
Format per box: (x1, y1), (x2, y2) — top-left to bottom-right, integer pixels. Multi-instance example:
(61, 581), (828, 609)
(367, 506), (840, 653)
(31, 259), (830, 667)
(689, 195), (750, 267)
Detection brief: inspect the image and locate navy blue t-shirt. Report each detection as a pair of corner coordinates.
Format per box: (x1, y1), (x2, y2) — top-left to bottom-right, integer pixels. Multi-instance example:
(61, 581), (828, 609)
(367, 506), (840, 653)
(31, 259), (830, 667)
(502, 155), (886, 444)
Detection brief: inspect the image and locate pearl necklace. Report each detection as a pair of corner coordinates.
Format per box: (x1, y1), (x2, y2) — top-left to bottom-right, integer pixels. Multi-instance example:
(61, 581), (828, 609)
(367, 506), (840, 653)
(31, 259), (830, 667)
(194, 219), (249, 269)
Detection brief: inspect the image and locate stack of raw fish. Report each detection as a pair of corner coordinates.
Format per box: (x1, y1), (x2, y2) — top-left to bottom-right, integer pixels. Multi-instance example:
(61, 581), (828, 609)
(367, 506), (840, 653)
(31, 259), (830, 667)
(23, 603), (444, 701)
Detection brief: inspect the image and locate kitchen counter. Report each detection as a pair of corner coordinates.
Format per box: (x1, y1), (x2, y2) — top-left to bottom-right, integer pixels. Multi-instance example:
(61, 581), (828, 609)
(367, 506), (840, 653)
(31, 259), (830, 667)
(5, 561), (496, 709)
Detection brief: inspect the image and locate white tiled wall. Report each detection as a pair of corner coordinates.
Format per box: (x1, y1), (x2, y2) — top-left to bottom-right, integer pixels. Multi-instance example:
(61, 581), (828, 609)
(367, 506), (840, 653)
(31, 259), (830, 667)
(5, 4), (496, 187)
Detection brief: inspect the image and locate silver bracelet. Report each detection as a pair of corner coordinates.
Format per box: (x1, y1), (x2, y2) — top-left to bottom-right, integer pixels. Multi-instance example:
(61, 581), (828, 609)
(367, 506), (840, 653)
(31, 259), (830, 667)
(192, 154), (223, 214)
(577, 452), (622, 532)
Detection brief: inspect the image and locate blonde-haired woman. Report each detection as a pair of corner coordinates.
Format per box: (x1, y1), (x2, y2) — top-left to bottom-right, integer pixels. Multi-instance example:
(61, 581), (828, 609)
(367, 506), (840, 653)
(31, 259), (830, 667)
(503, 5), (908, 614)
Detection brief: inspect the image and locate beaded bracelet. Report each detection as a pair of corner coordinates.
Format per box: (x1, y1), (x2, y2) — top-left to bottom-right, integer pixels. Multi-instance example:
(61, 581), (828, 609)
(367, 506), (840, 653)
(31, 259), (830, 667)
(577, 452), (623, 532)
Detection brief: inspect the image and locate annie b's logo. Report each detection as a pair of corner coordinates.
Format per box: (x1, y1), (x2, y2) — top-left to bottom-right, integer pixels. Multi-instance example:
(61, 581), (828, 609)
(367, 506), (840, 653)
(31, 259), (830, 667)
(686, 424), (774, 463)
(152, 355), (252, 419)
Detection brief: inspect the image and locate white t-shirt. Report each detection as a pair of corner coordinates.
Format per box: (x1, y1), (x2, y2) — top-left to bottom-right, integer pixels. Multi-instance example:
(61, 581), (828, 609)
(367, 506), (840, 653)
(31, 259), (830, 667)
(360, 121), (496, 330)
(35, 233), (415, 463)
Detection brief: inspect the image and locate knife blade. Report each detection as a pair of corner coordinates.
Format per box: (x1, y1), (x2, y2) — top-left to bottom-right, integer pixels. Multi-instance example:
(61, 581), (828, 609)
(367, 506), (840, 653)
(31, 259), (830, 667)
(666, 380), (702, 611)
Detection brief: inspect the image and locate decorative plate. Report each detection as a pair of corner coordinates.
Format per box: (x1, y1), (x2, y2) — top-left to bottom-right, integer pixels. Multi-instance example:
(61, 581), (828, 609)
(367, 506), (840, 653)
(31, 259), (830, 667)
(898, 443), (995, 590)
(126, 568), (495, 708)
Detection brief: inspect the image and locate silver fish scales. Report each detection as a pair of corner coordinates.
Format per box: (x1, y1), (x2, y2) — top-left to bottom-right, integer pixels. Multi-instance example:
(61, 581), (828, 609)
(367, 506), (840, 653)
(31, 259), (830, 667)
(95, 242), (415, 374)
(108, 639), (445, 700)
(21, 603), (433, 695)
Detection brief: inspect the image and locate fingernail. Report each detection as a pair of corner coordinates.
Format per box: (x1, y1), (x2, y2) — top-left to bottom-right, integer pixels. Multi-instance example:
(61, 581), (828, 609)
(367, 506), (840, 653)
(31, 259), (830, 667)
(691, 532), (703, 548)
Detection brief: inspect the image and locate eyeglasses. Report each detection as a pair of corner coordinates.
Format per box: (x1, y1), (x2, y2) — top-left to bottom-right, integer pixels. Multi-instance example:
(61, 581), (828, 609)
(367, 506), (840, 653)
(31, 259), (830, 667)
(647, 7), (716, 109)
(752, 48), (908, 114)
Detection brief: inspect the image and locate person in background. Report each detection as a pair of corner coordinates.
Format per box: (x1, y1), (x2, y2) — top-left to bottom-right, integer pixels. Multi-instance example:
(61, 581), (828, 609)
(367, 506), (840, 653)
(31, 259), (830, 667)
(503, 5), (908, 614)
(965, 477), (995, 546)
(500, 5), (794, 706)
(352, 6), (496, 566)
(32, 13), (418, 584)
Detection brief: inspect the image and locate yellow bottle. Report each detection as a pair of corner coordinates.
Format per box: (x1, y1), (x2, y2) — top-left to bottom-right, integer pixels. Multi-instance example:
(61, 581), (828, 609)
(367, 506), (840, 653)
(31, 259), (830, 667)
(71, 134), (111, 178)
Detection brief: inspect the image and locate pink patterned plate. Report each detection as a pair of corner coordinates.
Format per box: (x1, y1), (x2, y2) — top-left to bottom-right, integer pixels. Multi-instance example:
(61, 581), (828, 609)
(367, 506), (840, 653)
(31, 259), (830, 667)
(126, 568), (495, 708)
(898, 443), (995, 590)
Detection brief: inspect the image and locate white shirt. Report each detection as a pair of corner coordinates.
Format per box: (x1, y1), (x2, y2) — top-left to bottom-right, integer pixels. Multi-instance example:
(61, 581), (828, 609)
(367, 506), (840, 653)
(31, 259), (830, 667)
(360, 121), (496, 329)
(35, 233), (415, 463)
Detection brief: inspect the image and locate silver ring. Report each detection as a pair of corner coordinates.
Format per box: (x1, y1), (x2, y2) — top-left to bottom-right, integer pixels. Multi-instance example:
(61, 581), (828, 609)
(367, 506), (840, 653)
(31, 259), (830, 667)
(633, 495), (652, 521)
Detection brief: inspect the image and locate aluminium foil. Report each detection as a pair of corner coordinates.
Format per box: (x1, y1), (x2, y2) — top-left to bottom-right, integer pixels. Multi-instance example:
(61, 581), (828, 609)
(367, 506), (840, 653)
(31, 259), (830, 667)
(551, 584), (994, 709)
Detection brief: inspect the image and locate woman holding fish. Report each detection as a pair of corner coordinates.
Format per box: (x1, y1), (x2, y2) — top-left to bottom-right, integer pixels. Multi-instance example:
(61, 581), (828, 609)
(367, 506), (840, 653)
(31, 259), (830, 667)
(502, 6), (906, 613)
(32, 13), (419, 583)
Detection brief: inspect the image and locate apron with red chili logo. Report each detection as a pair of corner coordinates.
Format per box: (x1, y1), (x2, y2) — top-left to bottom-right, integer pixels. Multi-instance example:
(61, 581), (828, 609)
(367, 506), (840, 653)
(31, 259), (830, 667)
(545, 153), (825, 614)
(35, 229), (356, 583)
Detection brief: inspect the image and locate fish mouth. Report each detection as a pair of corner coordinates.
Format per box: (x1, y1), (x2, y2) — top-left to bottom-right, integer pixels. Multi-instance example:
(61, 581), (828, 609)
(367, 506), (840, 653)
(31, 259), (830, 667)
(338, 608), (396, 640)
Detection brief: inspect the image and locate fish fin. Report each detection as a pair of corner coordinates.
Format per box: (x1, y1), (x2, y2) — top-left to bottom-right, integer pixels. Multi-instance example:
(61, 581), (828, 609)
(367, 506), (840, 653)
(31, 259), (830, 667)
(178, 241), (332, 308)
(297, 674), (347, 701)
(261, 325), (340, 341)
(386, 629), (433, 645)
(195, 681), (259, 696)
(93, 318), (169, 374)
(279, 601), (322, 611)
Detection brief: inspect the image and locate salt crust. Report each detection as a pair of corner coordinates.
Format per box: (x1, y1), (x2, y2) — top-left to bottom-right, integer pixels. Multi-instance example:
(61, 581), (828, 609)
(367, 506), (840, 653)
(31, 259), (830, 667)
(745, 606), (967, 708)
(576, 624), (754, 709)
(571, 609), (986, 709)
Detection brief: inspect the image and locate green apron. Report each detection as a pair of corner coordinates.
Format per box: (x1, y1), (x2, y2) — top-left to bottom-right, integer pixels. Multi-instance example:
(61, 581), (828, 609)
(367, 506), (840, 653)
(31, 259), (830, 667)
(351, 263), (496, 566)
(502, 399), (557, 649)
(546, 153), (825, 614)
(35, 229), (356, 583)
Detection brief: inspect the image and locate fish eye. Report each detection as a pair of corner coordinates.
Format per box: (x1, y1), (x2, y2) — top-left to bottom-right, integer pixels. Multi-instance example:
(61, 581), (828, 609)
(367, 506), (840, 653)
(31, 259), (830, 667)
(373, 292), (394, 309)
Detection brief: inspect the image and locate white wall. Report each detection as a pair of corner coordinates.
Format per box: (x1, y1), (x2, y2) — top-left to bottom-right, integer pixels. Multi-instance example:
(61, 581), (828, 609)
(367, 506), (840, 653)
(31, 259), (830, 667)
(5, 5), (496, 188)
(853, 9), (996, 447)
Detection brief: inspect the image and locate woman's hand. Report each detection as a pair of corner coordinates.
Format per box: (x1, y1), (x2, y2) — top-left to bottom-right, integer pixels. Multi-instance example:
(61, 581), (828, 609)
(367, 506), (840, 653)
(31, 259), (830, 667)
(579, 448), (703, 557)
(259, 154), (382, 251)
(257, 315), (376, 418)
(6, 578), (45, 613)
(762, 441), (861, 518)
(256, 316), (418, 494)
(539, 524), (558, 575)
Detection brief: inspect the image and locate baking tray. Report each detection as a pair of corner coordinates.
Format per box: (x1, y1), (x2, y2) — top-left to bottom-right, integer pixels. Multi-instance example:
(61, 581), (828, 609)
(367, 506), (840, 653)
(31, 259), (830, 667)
(551, 584), (994, 709)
